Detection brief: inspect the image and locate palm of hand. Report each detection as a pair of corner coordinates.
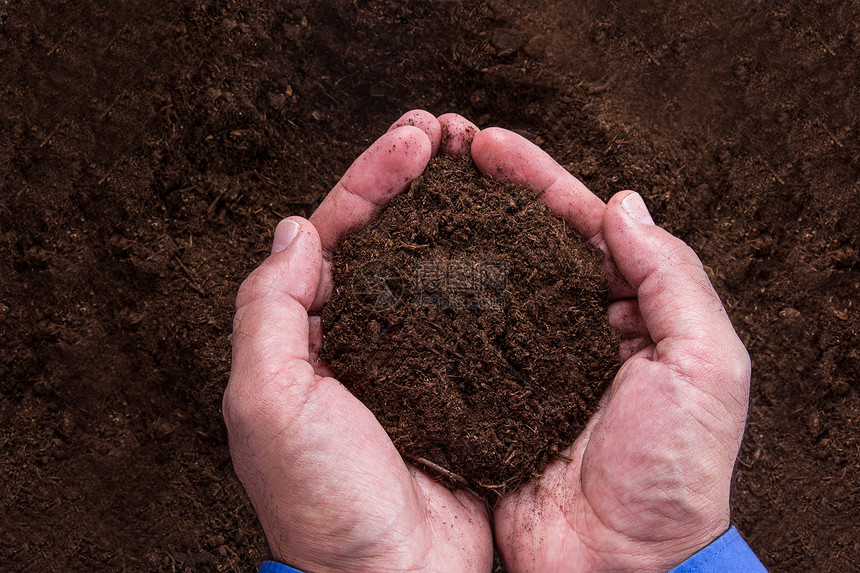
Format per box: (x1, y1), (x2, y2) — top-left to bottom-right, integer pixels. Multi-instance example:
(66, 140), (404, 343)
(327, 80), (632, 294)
(225, 357), (489, 572)
(495, 351), (746, 572)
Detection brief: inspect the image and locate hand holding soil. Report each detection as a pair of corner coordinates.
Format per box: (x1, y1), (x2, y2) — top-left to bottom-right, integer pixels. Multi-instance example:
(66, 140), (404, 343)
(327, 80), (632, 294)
(223, 110), (753, 572)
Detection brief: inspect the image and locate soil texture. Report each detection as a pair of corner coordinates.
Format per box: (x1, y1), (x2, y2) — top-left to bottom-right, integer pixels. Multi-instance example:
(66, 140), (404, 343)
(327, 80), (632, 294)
(321, 155), (618, 495)
(0, 0), (857, 571)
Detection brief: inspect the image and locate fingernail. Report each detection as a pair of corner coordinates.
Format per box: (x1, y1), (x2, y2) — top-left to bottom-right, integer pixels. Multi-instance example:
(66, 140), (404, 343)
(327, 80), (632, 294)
(621, 192), (654, 225)
(272, 219), (301, 254)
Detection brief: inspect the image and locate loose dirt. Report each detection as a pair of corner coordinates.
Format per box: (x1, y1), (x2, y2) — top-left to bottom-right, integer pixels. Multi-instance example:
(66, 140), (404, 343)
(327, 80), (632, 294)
(321, 155), (618, 496)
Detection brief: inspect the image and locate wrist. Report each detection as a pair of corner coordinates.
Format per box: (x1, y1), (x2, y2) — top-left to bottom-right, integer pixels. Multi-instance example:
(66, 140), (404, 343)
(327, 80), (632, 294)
(587, 515), (732, 572)
(634, 521), (733, 572)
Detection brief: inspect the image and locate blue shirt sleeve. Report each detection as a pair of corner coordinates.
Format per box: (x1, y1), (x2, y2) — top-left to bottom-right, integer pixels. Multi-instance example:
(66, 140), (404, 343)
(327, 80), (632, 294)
(258, 561), (305, 573)
(258, 526), (766, 573)
(669, 526), (767, 572)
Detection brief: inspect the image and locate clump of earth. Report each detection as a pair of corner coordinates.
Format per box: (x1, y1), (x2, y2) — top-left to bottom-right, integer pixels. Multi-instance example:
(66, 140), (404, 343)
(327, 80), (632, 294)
(321, 155), (620, 496)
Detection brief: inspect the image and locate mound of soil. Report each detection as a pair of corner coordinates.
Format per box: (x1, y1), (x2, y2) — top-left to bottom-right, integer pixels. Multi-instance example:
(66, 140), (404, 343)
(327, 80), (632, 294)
(321, 155), (618, 495)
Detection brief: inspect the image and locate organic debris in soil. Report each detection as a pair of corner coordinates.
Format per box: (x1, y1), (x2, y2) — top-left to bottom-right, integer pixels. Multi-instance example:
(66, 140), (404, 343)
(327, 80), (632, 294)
(321, 155), (620, 497)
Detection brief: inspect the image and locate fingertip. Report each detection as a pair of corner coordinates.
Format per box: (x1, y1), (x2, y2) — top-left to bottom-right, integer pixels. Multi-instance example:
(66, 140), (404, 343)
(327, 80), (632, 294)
(311, 125), (432, 254)
(606, 190), (634, 212)
(473, 126), (515, 143)
(471, 127), (559, 188)
(381, 124), (434, 177)
(239, 217), (323, 311)
(471, 127), (518, 175)
(438, 113), (480, 155)
(272, 215), (319, 255)
(603, 192), (654, 255)
(272, 217), (301, 254)
(603, 192), (668, 291)
(606, 189), (652, 215)
(388, 109), (441, 156)
(619, 191), (654, 226)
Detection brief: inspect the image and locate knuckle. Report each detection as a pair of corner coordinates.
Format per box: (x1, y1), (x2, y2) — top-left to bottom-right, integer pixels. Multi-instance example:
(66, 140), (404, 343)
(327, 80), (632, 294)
(221, 376), (264, 438)
(235, 265), (279, 311)
(729, 340), (752, 388)
(221, 385), (238, 431)
(224, 360), (315, 436)
(221, 376), (247, 435)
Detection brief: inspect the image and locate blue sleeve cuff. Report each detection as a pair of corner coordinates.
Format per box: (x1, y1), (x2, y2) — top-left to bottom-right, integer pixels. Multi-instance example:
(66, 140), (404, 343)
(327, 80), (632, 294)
(258, 527), (765, 573)
(669, 526), (767, 572)
(258, 561), (305, 573)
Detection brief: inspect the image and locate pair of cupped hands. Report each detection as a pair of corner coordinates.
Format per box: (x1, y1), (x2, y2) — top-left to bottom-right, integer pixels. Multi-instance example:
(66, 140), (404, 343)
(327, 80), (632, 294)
(223, 111), (751, 572)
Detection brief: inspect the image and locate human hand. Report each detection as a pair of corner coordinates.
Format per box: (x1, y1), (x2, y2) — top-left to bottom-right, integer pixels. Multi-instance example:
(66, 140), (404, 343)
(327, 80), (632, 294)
(223, 111), (492, 572)
(471, 129), (751, 572)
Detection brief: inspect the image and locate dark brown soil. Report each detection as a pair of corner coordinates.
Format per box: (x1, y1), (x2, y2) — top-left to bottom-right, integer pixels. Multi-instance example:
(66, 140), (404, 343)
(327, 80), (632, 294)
(0, 0), (857, 571)
(321, 155), (618, 496)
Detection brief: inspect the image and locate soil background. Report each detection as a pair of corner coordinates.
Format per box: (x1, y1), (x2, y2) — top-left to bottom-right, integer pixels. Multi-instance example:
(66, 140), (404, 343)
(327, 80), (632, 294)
(0, 0), (857, 571)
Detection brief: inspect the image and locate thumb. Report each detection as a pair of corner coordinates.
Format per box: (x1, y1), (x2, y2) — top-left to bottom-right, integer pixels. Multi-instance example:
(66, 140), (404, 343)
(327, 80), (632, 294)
(603, 192), (750, 409)
(224, 216), (322, 438)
